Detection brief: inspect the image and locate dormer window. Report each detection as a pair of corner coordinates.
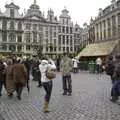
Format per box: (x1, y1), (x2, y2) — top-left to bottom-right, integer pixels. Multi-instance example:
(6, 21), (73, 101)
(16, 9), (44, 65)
(10, 9), (14, 18)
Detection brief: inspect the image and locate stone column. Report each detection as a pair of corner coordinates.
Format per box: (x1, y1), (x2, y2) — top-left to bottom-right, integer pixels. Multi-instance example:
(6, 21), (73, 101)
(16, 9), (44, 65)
(110, 17), (113, 38)
(105, 19), (108, 40)
(98, 23), (101, 41)
(116, 14), (119, 39)
(102, 21), (104, 40)
(94, 24), (97, 42)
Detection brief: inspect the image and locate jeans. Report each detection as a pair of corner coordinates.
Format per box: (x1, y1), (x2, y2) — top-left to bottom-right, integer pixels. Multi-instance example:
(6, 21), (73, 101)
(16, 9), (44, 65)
(62, 74), (72, 94)
(111, 80), (120, 98)
(42, 81), (53, 103)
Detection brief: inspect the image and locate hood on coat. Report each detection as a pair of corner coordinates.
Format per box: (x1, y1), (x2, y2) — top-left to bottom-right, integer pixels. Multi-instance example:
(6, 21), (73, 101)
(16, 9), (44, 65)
(41, 60), (48, 65)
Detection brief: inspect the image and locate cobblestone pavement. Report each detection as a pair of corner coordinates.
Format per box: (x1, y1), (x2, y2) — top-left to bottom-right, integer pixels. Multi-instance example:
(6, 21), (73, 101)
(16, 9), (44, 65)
(0, 72), (120, 120)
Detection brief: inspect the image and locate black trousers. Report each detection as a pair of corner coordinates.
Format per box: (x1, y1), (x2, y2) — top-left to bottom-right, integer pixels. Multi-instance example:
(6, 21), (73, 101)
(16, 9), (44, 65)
(42, 81), (53, 103)
(37, 71), (42, 86)
(62, 74), (72, 94)
(15, 83), (23, 98)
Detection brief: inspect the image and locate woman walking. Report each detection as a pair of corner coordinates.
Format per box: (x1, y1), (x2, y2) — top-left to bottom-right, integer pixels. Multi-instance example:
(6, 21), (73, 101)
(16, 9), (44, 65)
(39, 58), (56, 113)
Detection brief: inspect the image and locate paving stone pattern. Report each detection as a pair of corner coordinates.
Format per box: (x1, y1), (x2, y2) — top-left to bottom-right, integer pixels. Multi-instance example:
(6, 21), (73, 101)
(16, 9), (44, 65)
(0, 72), (120, 120)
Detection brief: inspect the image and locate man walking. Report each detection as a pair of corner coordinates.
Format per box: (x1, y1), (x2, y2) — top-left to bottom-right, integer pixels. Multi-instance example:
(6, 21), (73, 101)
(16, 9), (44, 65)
(60, 53), (72, 96)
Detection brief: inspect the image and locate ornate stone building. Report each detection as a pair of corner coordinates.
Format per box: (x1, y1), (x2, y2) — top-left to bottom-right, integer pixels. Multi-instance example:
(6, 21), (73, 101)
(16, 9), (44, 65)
(0, 0), (82, 58)
(92, 0), (120, 55)
(74, 23), (83, 53)
(76, 0), (120, 59)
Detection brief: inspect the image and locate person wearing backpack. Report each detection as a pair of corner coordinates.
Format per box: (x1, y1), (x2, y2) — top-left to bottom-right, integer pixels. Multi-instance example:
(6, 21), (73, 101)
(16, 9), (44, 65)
(110, 55), (120, 102)
(39, 58), (56, 113)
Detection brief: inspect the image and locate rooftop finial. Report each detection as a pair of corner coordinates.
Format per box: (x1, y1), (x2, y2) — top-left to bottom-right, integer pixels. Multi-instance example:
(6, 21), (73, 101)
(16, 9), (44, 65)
(64, 6), (67, 9)
(11, 0), (14, 3)
(34, 0), (36, 4)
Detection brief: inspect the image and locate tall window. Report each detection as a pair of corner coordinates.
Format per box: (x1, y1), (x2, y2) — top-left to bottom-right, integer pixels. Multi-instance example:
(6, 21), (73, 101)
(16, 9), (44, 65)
(39, 25), (43, 31)
(9, 33), (16, 42)
(66, 27), (69, 33)
(66, 35), (69, 44)
(33, 32), (37, 43)
(58, 36), (61, 44)
(59, 26), (61, 33)
(26, 45), (30, 50)
(70, 36), (72, 45)
(62, 26), (65, 33)
(17, 45), (22, 52)
(63, 35), (65, 44)
(46, 31), (48, 37)
(54, 39), (56, 45)
(2, 19), (7, 30)
(9, 45), (16, 51)
(33, 24), (37, 31)
(10, 9), (14, 18)
(66, 19), (68, 24)
(10, 21), (14, 30)
(54, 32), (56, 37)
(63, 47), (65, 52)
(70, 27), (72, 34)
(18, 36), (22, 42)
(26, 23), (31, 30)
(25, 33), (31, 43)
(2, 32), (7, 42)
(18, 22), (22, 30)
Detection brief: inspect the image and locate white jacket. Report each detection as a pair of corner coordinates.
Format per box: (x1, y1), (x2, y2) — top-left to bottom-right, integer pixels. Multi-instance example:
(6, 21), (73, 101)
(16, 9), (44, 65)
(39, 60), (56, 83)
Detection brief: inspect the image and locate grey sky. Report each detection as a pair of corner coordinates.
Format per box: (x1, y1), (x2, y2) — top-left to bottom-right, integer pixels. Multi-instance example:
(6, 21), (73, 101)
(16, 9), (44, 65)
(0, 0), (111, 26)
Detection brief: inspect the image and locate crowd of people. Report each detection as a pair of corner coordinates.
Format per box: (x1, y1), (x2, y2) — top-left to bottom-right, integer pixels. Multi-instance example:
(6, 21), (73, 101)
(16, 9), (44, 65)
(0, 53), (120, 113)
(0, 53), (73, 113)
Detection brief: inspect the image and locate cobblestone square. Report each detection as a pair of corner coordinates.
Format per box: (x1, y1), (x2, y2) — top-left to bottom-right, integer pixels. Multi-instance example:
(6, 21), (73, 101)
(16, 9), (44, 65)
(0, 72), (120, 120)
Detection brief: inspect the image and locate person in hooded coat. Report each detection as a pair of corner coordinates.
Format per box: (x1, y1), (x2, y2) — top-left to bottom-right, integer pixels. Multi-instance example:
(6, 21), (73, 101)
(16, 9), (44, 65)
(12, 59), (27, 100)
(39, 58), (56, 113)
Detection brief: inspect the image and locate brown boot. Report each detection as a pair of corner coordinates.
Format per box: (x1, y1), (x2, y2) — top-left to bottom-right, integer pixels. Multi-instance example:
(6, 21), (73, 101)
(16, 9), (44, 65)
(43, 101), (50, 113)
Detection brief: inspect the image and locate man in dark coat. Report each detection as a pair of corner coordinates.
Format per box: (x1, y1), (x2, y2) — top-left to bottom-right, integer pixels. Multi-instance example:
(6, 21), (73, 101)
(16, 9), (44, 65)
(110, 55), (120, 102)
(106, 56), (115, 84)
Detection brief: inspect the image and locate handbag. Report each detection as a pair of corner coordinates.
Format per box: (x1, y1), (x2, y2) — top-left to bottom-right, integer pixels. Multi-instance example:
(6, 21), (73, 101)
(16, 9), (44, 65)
(46, 68), (56, 80)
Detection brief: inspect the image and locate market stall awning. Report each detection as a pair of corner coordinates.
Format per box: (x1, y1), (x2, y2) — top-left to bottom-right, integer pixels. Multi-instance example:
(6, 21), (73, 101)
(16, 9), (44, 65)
(76, 40), (119, 59)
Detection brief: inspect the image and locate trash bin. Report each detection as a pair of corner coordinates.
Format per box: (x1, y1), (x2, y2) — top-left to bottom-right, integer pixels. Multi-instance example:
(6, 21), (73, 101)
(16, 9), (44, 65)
(88, 61), (95, 73)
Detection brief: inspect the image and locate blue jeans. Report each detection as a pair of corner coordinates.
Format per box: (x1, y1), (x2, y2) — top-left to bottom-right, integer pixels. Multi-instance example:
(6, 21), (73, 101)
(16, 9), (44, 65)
(42, 81), (53, 103)
(111, 80), (120, 98)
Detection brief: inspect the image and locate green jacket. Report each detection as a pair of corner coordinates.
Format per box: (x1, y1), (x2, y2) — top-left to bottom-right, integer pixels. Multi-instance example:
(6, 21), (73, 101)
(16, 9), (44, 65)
(60, 56), (72, 74)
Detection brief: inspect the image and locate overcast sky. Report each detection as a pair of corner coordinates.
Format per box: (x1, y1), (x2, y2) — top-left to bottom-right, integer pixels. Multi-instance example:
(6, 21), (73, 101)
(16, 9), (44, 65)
(0, 0), (111, 27)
